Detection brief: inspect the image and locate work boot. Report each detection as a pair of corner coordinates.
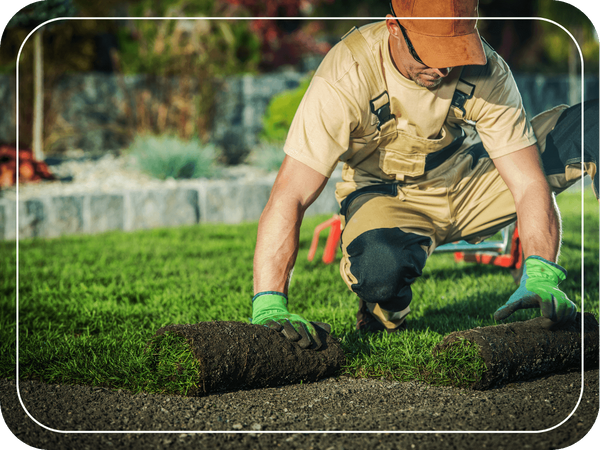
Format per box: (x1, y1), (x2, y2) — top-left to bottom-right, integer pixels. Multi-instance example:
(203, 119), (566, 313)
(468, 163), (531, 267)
(355, 299), (407, 334)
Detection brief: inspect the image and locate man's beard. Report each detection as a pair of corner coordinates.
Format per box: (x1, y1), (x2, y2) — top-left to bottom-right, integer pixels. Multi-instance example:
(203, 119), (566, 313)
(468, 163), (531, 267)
(410, 67), (452, 88)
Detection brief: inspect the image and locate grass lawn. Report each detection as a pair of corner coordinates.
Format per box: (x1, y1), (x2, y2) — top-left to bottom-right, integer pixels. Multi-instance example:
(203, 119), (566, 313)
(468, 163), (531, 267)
(1, 189), (598, 395)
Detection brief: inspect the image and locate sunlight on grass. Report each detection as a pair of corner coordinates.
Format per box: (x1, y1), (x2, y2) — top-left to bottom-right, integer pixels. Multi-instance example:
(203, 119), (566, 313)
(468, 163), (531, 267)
(0, 189), (597, 394)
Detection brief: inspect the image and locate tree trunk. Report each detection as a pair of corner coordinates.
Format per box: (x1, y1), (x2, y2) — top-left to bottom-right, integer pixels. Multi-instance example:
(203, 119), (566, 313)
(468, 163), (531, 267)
(33, 30), (44, 161)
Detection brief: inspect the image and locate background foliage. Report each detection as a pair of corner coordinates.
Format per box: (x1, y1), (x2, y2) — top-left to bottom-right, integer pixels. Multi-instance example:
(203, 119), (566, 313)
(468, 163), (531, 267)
(1, 0), (597, 153)
(260, 75), (312, 144)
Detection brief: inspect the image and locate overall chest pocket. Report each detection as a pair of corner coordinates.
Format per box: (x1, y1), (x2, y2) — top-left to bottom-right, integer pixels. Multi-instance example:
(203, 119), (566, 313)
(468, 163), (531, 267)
(379, 125), (455, 178)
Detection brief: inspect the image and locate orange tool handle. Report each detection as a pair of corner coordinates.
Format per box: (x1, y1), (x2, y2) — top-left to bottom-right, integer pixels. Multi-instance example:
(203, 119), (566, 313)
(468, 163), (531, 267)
(307, 215), (341, 264)
(322, 217), (342, 264)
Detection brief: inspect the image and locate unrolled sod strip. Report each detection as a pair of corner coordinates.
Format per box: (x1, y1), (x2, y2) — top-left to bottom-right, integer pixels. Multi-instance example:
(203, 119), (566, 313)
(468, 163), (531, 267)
(433, 312), (599, 390)
(154, 321), (346, 396)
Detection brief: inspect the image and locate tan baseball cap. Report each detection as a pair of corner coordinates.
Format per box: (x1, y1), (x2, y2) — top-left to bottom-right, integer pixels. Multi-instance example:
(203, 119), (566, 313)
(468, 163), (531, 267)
(391, 0), (487, 68)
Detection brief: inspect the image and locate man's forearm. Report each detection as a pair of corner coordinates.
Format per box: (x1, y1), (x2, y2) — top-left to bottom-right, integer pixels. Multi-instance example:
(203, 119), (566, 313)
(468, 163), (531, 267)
(513, 182), (561, 262)
(252, 155), (329, 295)
(253, 198), (304, 295)
(492, 144), (561, 263)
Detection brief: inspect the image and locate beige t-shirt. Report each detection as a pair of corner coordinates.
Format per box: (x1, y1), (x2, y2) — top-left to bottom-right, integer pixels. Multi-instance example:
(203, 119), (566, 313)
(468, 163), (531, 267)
(283, 22), (536, 183)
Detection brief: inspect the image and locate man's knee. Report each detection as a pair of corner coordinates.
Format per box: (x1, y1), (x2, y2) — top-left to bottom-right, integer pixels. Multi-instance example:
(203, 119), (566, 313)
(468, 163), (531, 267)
(541, 99), (599, 198)
(345, 228), (432, 311)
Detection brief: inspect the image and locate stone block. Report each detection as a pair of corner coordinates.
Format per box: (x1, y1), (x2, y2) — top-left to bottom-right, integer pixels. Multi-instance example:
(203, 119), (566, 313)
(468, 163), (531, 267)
(305, 177), (341, 217)
(202, 181), (271, 223)
(49, 196), (84, 237)
(163, 189), (199, 226)
(0, 199), (16, 240)
(89, 194), (125, 233)
(126, 189), (199, 230)
(18, 199), (46, 239)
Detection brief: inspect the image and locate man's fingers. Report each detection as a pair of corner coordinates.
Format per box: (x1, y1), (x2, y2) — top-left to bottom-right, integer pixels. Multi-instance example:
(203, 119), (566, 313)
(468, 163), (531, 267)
(263, 319), (327, 351)
(280, 319), (302, 342)
(295, 329), (313, 349)
(494, 294), (541, 321)
(285, 321), (321, 350)
(306, 323), (323, 350)
(293, 322), (318, 349)
(265, 320), (284, 332)
(493, 306), (514, 321)
(311, 321), (331, 334)
(540, 295), (577, 325)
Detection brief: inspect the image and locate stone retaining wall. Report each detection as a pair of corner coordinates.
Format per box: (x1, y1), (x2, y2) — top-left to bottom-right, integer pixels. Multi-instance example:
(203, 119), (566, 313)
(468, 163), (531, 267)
(1, 72), (598, 154)
(0, 176), (341, 240)
(1, 70), (597, 241)
(0, 71), (306, 159)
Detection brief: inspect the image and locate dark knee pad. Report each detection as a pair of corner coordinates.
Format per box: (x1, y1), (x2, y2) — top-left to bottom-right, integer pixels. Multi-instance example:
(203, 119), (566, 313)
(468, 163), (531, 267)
(346, 228), (432, 312)
(543, 99), (599, 197)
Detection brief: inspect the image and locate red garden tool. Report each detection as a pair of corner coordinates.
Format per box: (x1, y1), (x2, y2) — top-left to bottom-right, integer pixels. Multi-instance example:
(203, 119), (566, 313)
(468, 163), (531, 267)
(307, 215), (342, 264)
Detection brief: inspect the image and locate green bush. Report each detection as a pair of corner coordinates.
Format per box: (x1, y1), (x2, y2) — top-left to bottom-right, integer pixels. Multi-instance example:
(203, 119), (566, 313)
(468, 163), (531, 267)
(129, 134), (221, 180)
(260, 76), (312, 143)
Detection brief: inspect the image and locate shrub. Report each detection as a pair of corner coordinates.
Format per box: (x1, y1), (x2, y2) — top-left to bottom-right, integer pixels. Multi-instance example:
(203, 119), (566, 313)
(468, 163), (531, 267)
(128, 135), (221, 180)
(260, 76), (312, 143)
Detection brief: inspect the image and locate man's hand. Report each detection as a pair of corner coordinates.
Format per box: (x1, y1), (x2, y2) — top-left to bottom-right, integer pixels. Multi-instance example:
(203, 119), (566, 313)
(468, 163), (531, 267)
(251, 292), (331, 350)
(494, 256), (577, 327)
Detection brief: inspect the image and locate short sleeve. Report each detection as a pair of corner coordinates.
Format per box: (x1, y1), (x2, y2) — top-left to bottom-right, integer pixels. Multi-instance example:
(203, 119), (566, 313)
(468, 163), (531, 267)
(284, 75), (361, 178)
(467, 54), (537, 159)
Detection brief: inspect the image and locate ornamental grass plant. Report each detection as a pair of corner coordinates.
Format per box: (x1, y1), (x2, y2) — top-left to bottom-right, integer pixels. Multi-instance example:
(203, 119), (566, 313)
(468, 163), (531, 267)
(128, 134), (222, 180)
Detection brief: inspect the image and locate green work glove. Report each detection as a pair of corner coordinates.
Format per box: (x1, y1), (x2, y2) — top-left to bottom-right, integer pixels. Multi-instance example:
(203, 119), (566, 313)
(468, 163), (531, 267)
(494, 256), (577, 327)
(251, 292), (331, 350)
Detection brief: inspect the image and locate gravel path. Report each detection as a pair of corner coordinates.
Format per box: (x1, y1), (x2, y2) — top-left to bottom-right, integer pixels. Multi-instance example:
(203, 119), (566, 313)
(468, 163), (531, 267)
(1, 368), (598, 449)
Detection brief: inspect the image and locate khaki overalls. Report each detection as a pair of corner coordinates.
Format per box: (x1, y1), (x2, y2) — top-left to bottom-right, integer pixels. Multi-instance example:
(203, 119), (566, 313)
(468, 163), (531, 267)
(336, 27), (598, 330)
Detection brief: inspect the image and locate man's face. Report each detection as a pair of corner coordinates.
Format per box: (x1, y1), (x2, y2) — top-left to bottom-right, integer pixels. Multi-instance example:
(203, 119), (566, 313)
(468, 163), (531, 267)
(386, 17), (453, 89)
(404, 63), (452, 89)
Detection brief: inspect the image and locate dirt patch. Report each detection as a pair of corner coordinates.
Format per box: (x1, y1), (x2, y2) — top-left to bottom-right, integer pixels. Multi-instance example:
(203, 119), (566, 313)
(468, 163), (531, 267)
(3, 319), (599, 449)
(154, 321), (345, 395)
(1, 368), (598, 449)
(434, 313), (600, 390)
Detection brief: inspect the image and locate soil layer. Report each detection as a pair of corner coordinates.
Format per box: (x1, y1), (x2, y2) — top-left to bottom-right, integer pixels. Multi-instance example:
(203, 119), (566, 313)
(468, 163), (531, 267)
(1, 369), (598, 449)
(155, 321), (345, 395)
(434, 313), (600, 390)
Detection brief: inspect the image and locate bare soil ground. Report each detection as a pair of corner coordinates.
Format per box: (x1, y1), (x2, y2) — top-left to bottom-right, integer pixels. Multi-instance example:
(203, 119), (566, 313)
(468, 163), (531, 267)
(1, 368), (598, 450)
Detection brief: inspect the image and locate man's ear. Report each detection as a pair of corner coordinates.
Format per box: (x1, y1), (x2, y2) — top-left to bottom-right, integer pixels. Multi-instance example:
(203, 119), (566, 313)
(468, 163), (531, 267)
(385, 15), (400, 38)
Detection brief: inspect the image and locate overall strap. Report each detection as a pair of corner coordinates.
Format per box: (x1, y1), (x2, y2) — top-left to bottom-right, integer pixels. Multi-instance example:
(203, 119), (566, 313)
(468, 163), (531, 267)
(341, 27), (394, 130)
(451, 78), (476, 119)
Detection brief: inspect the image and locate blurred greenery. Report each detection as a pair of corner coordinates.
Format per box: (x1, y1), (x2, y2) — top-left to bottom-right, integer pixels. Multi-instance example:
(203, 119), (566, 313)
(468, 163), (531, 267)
(116, 0), (261, 76)
(246, 141), (286, 172)
(1, 0), (597, 152)
(3, 0), (595, 78)
(313, 0), (599, 74)
(260, 75), (312, 143)
(537, 0), (598, 72)
(128, 134), (222, 180)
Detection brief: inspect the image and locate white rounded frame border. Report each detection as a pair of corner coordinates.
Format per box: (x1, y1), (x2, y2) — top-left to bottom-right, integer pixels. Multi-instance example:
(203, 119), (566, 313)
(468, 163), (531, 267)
(1, 9), (596, 443)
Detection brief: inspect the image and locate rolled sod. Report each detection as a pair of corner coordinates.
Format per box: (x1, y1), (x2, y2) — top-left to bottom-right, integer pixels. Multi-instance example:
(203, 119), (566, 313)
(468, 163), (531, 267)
(433, 312), (599, 390)
(154, 321), (346, 396)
